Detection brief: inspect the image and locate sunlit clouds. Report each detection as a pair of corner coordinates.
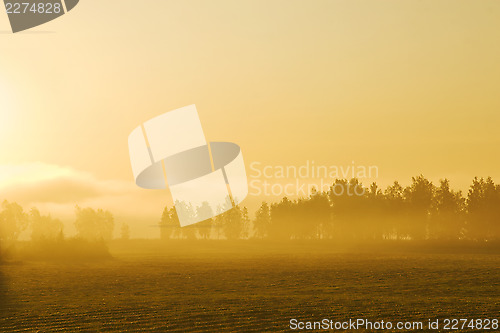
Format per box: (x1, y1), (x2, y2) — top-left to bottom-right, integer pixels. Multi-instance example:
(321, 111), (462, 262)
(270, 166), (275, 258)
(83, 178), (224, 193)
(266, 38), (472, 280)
(0, 163), (167, 237)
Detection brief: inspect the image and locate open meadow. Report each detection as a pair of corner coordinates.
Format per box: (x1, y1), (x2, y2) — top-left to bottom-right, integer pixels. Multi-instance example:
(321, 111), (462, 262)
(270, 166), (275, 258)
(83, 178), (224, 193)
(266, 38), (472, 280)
(0, 241), (498, 332)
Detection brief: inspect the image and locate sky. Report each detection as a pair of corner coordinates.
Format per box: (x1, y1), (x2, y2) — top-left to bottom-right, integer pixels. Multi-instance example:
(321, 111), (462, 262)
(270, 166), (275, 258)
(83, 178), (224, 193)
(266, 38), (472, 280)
(1, 0), (500, 237)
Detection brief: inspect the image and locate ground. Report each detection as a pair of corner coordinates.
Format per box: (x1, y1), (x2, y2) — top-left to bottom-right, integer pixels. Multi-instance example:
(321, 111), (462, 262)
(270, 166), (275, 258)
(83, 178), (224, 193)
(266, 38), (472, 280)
(0, 241), (498, 332)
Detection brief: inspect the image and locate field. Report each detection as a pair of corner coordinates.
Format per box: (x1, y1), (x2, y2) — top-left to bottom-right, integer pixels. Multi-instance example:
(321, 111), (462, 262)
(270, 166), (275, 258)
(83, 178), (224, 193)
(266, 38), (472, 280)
(0, 242), (499, 332)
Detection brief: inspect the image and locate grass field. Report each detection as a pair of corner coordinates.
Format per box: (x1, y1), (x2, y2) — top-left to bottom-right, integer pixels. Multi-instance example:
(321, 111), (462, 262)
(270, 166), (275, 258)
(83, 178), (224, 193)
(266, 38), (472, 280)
(0, 242), (498, 332)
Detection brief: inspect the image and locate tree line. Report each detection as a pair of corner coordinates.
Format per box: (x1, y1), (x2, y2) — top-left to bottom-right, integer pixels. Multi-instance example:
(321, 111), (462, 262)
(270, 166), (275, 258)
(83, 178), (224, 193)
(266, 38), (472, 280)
(0, 203), (118, 245)
(160, 176), (500, 241)
(2, 175), (498, 244)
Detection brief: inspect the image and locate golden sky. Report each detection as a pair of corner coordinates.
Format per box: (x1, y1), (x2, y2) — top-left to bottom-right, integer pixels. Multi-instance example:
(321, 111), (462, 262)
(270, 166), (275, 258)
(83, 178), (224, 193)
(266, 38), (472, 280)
(1, 0), (499, 237)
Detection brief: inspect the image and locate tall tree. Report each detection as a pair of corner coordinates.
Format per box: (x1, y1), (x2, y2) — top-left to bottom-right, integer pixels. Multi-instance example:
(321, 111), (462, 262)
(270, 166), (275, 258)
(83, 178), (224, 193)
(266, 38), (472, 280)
(467, 177), (500, 241)
(384, 181), (406, 240)
(30, 208), (64, 242)
(74, 206), (114, 241)
(121, 223), (130, 240)
(159, 206), (178, 239)
(175, 201), (197, 240)
(431, 179), (465, 240)
(223, 206), (244, 240)
(196, 202), (214, 240)
(0, 200), (28, 243)
(269, 197), (294, 240)
(404, 175), (435, 240)
(253, 202), (270, 239)
(328, 179), (366, 240)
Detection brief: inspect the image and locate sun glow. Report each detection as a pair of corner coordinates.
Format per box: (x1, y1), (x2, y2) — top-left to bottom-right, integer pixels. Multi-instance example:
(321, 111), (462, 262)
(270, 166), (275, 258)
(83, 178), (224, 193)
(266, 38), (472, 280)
(0, 79), (14, 137)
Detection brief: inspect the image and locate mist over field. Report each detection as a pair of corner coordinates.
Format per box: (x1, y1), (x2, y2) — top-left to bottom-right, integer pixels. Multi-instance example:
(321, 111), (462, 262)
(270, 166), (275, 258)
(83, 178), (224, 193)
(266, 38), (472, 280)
(2, 0), (500, 331)
(0, 174), (499, 331)
(0, 240), (499, 332)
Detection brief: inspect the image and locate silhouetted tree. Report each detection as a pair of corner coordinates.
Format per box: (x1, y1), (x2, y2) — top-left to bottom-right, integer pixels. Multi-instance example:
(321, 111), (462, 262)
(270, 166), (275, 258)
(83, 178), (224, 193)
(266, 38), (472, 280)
(121, 223), (130, 240)
(363, 182), (387, 240)
(404, 175), (435, 240)
(384, 181), (407, 240)
(160, 206), (179, 239)
(74, 206), (114, 241)
(212, 211), (225, 240)
(241, 207), (251, 239)
(212, 197), (233, 239)
(197, 202), (214, 239)
(0, 200), (28, 243)
(328, 179), (366, 240)
(431, 179), (465, 240)
(467, 177), (500, 241)
(174, 201), (197, 239)
(299, 189), (330, 239)
(223, 206), (245, 240)
(30, 208), (64, 242)
(269, 197), (294, 240)
(253, 202), (270, 239)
